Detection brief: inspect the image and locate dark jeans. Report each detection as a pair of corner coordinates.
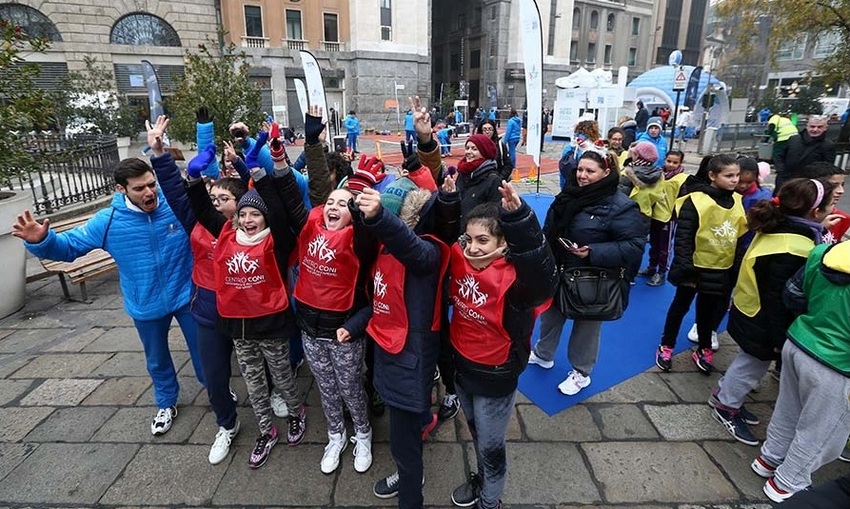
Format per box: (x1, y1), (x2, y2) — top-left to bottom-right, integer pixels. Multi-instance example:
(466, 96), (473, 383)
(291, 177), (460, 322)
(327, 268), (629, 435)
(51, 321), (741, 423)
(389, 405), (425, 509)
(438, 304), (456, 395)
(196, 323), (237, 429)
(661, 285), (724, 351)
(648, 219), (672, 273)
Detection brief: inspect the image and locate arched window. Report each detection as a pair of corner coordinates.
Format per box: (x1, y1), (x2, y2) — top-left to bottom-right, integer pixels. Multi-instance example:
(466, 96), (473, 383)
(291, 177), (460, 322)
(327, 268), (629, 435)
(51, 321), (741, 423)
(607, 13), (615, 32)
(0, 4), (62, 41)
(572, 8), (581, 29)
(590, 11), (599, 30)
(111, 13), (181, 47)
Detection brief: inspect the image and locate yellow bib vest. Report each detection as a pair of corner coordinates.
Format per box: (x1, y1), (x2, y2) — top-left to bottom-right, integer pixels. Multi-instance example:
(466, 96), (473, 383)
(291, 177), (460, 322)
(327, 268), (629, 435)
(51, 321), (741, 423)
(676, 191), (746, 269)
(629, 180), (666, 218)
(733, 233), (814, 317)
(653, 173), (688, 223)
(768, 114), (797, 142)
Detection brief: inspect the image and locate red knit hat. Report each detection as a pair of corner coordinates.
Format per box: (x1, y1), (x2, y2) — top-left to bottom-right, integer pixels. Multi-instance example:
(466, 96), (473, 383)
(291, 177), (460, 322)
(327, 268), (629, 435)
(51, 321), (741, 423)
(345, 169), (377, 195)
(466, 134), (498, 161)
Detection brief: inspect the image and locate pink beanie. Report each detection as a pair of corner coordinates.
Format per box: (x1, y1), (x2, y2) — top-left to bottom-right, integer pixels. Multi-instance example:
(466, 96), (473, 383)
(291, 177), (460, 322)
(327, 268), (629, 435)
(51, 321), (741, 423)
(628, 141), (659, 165)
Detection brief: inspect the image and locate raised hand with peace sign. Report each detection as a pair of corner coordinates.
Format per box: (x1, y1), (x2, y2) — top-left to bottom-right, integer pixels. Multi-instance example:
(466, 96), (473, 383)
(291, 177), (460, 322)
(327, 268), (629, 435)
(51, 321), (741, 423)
(408, 96), (433, 144)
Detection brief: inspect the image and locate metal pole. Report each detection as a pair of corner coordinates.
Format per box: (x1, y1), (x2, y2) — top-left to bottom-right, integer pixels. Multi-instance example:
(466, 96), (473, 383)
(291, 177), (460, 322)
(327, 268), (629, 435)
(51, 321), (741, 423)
(670, 90), (681, 149)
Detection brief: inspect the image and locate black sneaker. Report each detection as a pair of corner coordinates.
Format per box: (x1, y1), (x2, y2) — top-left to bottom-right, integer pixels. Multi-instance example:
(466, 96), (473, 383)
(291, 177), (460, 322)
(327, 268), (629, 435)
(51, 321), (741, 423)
(451, 471), (482, 507)
(708, 388), (760, 425)
(647, 272), (666, 287)
(373, 471), (425, 499)
(438, 393), (460, 421)
(712, 406), (759, 446)
(691, 348), (714, 374)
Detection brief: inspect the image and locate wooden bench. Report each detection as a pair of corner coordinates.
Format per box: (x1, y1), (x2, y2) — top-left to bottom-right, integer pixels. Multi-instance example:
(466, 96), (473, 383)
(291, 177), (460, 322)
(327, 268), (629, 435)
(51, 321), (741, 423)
(39, 213), (117, 302)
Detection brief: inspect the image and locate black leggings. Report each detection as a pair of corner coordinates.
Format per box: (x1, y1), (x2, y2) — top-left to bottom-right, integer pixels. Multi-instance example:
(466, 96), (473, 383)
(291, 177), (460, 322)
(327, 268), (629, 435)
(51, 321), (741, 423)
(661, 285), (724, 351)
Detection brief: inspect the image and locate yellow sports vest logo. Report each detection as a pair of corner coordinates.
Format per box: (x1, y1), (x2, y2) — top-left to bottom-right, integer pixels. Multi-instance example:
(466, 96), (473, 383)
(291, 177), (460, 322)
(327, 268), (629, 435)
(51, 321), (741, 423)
(654, 173), (687, 223)
(677, 192), (746, 269)
(733, 233), (814, 317)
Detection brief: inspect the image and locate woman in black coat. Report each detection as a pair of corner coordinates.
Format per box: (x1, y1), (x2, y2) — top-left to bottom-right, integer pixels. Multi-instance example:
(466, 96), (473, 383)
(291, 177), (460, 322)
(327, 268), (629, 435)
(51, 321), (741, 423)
(528, 150), (646, 396)
(477, 119), (514, 181)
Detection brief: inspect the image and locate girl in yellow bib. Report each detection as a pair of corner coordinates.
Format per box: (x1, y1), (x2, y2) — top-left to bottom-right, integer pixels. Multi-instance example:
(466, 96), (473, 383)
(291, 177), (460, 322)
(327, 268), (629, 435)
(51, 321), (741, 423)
(708, 178), (836, 447)
(655, 154), (746, 374)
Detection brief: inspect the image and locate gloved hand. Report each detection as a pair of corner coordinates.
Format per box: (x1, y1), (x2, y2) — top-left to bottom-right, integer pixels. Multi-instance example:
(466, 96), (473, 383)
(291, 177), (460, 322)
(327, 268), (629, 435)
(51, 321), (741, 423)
(305, 113), (325, 145)
(268, 123), (290, 165)
(196, 107), (212, 124)
(357, 154), (386, 182)
(347, 196), (361, 221)
(400, 140), (422, 172)
(245, 130), (269, 170)
(187, 144), (217, 179)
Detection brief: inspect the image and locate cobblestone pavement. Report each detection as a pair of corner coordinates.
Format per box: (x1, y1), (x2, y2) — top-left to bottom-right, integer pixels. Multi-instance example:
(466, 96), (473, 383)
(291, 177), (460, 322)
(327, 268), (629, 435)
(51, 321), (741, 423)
(1, 136), (847, 508)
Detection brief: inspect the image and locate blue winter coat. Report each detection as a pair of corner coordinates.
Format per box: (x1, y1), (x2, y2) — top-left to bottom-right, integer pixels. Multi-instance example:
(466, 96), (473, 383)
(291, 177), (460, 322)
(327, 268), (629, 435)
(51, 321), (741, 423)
(24, 188), (193, 321)
(635, 131), (669, 164)
(404, 111), (415, 131)
(344, 115), (361, 135)
(196, 121), (220, 179)
(504, 115), (522, 144)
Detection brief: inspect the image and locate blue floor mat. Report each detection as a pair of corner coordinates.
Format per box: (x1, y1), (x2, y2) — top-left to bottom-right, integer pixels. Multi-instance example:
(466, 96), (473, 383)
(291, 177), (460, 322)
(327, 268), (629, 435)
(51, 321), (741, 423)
(517, 193), (720, 416)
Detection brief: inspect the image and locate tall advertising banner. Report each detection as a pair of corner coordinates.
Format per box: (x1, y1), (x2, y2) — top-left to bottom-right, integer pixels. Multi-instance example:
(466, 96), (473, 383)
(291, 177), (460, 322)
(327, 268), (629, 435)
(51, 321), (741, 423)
(140, 60), (164, 122)
(294, 79), (309, 121)
(684, 66), (703, 110)
(299, 51), (328, 123)
(519, 0), (543, 168)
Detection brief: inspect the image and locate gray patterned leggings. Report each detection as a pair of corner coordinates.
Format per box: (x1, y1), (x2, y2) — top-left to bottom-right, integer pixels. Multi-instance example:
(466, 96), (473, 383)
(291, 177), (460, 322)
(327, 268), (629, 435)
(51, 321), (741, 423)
(302, 332), (370, 435)
(233, 337), (301, 435)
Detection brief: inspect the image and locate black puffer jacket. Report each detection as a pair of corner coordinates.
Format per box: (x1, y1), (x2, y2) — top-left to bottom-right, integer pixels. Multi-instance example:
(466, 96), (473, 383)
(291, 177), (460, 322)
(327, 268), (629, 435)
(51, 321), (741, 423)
(777, 129), (836, 179)
(454, 201), (558, 398)
(457, 159), (502, 220)
(727, 221), (817, 361)
(668, 185), (742, 295)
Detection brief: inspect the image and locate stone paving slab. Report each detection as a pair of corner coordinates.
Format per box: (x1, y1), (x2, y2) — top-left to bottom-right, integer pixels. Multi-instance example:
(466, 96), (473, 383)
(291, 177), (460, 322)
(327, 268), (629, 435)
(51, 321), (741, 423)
(701, 441), (766, 500)
(0, 379), (34, 406)
(583, 373), (678, 404)
(80, 377), (151, 406)
(644, 404), (733, 441)
(0, 407), (54, 442)
(91, 406), (206, 444)
(500, 442), (600, 505)
(81, 327), (144, 353)
(10, 354), (112, 379)
(517, 404), (601, 442)
(44, 327), (106, 353)
(593, 404), (660, 440)
(0, 328), (69, 354)
(25, 406), (117, 442)
(0, 355), (34, 378)
(101, 444), (227, 506)
(658, 372), (722, 403)
(582, 442), (739, 503)
(0, 443), (138, 504)
(0, 442), (38, 482)
(20, 379), (103, 406)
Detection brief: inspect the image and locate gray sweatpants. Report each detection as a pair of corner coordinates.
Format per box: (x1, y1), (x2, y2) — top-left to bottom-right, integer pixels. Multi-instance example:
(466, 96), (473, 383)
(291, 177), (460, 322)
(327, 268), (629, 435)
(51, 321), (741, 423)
(233, 337), (301, 435)
(534, 305), (602, 376)
(456, 384), (516, 509)
(302, 332), (370, 435)
(760, 341), (850, 493)
(717, 349), (772, 409)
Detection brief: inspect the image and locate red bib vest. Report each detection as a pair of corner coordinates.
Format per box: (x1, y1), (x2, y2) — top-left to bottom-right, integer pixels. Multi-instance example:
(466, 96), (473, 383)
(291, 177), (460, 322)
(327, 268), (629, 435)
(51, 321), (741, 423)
(190, 223), (217, 290)
(293, 207), (360, 312)
(449, 244), (517, 365)
(214, 225), (289, 318)
(366, 235), (449, 354)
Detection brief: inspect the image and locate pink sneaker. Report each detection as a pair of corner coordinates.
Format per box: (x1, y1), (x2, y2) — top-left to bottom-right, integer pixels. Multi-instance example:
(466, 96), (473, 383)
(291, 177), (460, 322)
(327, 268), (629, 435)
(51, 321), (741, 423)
(249, 425), (279, 469)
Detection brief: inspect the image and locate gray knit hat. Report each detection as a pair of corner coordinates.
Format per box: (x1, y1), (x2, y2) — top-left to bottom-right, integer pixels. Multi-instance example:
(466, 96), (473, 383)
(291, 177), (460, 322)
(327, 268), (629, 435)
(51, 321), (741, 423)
(237, 189), (269, 219)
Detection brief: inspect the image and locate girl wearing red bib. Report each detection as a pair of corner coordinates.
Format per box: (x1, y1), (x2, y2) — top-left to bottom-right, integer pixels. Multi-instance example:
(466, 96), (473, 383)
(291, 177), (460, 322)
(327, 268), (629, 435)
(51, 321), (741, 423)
(447, 185), (557, 509)
(187, 130), (305, 470)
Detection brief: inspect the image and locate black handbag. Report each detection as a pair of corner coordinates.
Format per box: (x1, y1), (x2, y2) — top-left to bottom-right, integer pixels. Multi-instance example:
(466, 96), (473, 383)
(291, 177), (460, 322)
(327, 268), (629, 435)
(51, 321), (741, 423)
(556, 266), (629, 321)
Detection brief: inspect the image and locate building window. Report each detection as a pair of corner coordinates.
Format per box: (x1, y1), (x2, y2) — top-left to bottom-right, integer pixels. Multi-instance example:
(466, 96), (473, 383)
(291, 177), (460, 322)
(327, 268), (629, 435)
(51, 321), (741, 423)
(0, 4), (62, 41)
(110, 12), (180, 46)
(587, 42), (596, 62)
(777, 35), (807, 60)
(570, 40), (578, 62)
(628, 47), (637, 66)
(607, 13), (615, 32)
(590, 11), (599, 30)
(286, 9), (303, 40)
(573, 8), (581, 29)
(450, 53), (459, 71)
(631, 17), (640, 36)
(490, 6), (497, 20)
(470, 49), (481, 69)
(604, 44), (612, 64)
(814, 30), (839, 59)
(380, 0), (392, 41)
(323, 13), (338, 42)
(244, 6), (263, 38)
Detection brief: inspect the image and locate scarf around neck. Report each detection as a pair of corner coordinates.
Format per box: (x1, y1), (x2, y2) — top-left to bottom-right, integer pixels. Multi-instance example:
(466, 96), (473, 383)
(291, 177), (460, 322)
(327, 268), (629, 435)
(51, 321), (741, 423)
(544, 168), (619, 249)
(463, 245), (506, 270)
(457, 157), (487, 175)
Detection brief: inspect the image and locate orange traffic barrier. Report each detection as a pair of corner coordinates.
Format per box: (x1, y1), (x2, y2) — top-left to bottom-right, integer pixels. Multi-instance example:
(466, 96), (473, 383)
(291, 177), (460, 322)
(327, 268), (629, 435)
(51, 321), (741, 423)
(511, 167), (521, 182)
(527, 164), (538, 180)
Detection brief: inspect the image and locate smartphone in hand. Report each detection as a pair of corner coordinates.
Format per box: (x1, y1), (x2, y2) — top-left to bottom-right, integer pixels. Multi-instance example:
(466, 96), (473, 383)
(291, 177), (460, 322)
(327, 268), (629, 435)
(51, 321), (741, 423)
(558, 237), (578, 250)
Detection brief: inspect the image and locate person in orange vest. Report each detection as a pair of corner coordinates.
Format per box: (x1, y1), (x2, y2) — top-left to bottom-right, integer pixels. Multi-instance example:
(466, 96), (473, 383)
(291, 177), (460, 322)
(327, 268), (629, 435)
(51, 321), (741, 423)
(447, 185), (557, 508)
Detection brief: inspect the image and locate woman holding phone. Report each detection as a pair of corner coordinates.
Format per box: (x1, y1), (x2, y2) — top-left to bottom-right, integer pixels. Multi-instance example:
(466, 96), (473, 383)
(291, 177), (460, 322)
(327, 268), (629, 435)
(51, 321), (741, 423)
(529, 149), (646, 396)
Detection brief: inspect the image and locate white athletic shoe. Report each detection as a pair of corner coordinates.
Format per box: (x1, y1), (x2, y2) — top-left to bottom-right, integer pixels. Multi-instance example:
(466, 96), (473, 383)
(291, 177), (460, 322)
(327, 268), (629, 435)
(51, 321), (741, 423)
(557, 370), (591, 396)
(209, 420), (240, 465)
(352, 429), (373, 473)
(687, 324), (719, 350)
(320, 431), (347, 474)
(270, 392), (289, 418)
(528, 350), (554, 369)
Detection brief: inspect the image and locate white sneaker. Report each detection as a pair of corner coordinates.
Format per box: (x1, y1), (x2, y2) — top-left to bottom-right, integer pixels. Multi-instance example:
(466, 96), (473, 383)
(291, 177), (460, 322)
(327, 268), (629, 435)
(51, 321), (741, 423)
(209, 420), (240, 465)
(528, 350), (554, 369)
(687, 324), (719, 350)
(320, 431), (348, 474)
(150, 406), (177, 435)
(352, 429), (373, 473)
(557, 370), (591, 396)
(270, 392), (289, 418)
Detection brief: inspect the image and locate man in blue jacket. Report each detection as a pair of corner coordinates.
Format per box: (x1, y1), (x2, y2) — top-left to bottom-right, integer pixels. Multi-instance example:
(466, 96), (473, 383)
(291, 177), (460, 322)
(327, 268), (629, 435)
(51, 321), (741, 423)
(404, 109), (416, 145)
(504, 108), (523, 167)
(344, 110), (361, 154)
(12, 157), (203, 436)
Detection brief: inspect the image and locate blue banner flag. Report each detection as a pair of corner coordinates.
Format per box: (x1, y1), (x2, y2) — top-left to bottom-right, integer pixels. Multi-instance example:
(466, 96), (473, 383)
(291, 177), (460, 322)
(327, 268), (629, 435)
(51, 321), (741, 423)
(684, 66), (703, 109)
